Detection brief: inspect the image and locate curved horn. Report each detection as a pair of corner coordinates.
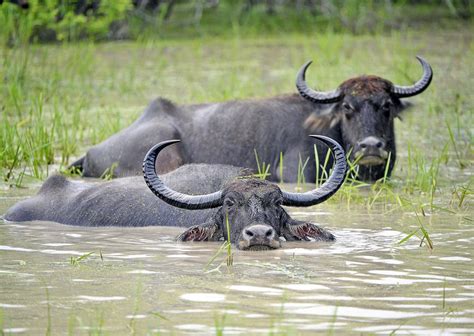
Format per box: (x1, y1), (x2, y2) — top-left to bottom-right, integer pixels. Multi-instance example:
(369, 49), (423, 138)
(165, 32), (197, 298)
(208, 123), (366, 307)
(143, 140), (223, 210)
(296, 60), (343, 104)
(391, 56), (433, 98)
(282, 135), (347, 207)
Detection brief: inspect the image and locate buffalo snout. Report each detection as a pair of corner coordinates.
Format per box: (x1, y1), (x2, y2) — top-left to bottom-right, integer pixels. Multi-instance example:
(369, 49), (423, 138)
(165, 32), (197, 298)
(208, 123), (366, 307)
(237, 224), (281, 251)
(354, 136), (388, 166)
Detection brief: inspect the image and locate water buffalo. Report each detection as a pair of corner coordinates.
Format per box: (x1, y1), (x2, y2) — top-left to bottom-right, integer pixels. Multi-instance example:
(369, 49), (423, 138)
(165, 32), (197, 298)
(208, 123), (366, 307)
(5, 136), (346, 250)
(70, 57), (432, 182)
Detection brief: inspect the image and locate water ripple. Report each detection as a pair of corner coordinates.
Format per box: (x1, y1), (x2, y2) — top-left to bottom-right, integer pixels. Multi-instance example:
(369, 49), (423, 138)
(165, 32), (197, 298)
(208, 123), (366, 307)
(180, 293), (226, 302)
(0, 245), (34, 252)
(76, 296), (126, 302)
(278, 303), (430, 319)
(0, 303), (26, 308)
(1, 328), (28, 334)
(229, 285), (283, 296)
(277, 284), (330, 291)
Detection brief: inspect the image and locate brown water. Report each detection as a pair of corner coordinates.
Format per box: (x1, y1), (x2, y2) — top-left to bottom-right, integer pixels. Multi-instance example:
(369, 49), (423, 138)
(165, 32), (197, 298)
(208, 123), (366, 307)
(1, 188), (473, 335)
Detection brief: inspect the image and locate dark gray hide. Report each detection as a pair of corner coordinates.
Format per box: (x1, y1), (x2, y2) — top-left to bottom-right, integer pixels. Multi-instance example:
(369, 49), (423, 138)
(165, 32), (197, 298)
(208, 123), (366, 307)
(4, 164), (241, 228)
(4, 164), (335, 250)
(70, 57), (432, 182)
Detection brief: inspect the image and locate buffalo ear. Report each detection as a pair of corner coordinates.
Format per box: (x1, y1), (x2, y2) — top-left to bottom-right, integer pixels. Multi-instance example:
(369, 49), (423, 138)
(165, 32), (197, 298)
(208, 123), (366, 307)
(177, 222), (221, 242)
(395, 101), (413, 120)
(282, 220), (335, 242)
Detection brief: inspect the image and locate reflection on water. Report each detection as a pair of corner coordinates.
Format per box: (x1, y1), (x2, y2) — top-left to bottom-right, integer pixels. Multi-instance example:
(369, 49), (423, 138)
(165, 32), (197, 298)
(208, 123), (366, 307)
(1, 197), (473, 335)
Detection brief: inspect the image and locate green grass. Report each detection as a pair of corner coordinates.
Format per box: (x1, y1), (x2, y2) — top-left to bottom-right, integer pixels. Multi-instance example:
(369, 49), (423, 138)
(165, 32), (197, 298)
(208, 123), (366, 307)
(451, 181), (472, 209)
(214, 313), (227, 336)
(0, 308), (3, 335)
(296, 154), (309, 191)
(254, 149), (271, 180)
(279, 151), (284, 184)
(42, 280), (52, 336)
(69, 251), (103, 266)
(225, 212), (233, 268)
(204, 212), (233, 273)
(397, 207), (434, 250)
(100, 162), (119, 180)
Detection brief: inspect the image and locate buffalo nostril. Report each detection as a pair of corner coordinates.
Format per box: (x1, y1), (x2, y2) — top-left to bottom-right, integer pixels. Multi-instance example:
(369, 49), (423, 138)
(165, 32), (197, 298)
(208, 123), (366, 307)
(359, 137), (385, 150)
(243, 225), (276, 241)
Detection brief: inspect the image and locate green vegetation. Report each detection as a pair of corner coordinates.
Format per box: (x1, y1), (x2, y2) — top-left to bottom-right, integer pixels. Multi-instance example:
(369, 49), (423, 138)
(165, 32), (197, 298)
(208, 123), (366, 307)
(214, 313), (227, 336)
(0, 0), (131, 45)
(225, 211), (233, 267)
(205, 212), (233, 272)
(69, 251), (103, 266)
(1, 1), (472, 43)
(254, 148), (271, 180)
(45, 284), (52, 336)
(296, 154), (309, 191)
(397, 208), (434, 250)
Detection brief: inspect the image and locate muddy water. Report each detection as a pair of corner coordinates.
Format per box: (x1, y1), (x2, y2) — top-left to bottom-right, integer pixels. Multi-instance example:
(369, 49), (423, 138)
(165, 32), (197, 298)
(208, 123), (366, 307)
(1, 189), (473, 335)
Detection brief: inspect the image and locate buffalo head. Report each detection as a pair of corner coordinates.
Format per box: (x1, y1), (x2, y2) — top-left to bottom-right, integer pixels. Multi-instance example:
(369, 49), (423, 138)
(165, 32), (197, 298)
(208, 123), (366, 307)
(143, 135), (347, 250)
(297, 56), (432, 181)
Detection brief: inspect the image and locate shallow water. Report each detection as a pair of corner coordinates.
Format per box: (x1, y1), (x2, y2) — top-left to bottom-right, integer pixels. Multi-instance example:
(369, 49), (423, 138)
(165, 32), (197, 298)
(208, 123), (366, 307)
(1, 189), (473, 335)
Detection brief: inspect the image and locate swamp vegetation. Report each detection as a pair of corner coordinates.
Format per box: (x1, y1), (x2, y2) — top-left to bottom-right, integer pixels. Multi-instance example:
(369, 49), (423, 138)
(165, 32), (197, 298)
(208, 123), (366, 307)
(0, 1), (473, 334)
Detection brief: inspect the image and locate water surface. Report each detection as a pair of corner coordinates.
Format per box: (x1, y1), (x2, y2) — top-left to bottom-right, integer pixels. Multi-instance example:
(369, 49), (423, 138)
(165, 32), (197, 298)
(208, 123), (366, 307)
(1, 190), (473, 335)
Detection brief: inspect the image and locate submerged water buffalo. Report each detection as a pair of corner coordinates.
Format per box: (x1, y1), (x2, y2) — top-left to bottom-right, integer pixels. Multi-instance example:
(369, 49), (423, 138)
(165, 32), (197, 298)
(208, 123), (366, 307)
(70, 57), (432, 182)
(5, 136), (346, 250)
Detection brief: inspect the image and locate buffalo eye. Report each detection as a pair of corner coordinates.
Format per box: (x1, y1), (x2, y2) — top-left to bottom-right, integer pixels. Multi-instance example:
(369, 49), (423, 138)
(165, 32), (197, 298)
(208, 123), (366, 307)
(274, 199), (283, 207)
(224, 198), (235, 207)
(382, 101), (392, 117)
(342, 102), (354, 118)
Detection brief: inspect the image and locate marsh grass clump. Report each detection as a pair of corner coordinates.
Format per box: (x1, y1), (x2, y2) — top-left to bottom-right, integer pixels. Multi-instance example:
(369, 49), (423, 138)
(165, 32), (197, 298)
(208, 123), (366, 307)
(397, 208), (434, 250)
(214, 313), (227, 336)
(69, 251), (103, 266)
(100, 162), (119, 181)
(254, 149), (271, 180)
(205, 213), (233, 273)
(450, 182), (472, 209)
(225, 212), (233, 267)
(295, 154), (309, 191)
